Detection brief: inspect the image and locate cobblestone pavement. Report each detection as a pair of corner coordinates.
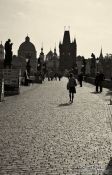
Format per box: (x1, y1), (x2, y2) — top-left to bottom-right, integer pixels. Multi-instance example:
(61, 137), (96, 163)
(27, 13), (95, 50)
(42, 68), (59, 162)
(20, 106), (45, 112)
(0, 78), (112, 175)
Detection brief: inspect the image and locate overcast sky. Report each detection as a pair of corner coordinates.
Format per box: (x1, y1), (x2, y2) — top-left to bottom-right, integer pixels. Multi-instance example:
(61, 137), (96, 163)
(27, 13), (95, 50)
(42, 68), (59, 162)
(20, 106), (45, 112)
(0, 0), (112, 58)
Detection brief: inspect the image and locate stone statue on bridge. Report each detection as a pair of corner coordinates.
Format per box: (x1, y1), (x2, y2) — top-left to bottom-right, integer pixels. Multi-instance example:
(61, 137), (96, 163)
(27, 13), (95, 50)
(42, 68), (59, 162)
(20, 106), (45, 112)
(4, 39), (13, 69)
(90, 53), (96, 77)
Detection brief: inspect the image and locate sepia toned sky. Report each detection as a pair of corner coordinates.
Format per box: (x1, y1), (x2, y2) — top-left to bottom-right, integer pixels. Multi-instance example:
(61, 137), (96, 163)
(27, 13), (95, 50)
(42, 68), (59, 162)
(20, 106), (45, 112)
(0, 0), (112, 58)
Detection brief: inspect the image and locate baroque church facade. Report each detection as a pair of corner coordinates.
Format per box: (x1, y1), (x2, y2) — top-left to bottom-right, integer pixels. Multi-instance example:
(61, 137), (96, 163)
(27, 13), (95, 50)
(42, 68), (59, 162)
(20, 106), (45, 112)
(18, 36), (37, 73)
(59, 30), (77, 72)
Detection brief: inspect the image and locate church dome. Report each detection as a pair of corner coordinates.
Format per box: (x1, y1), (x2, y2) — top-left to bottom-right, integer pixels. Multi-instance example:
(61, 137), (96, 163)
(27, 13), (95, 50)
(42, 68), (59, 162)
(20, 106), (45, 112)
(18, 36), (36, 53)
(18, 36), (37, 59)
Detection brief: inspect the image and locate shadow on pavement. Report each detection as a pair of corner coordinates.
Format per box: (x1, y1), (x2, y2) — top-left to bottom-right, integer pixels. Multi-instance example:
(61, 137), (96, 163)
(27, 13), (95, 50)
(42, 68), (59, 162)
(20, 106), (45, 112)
(103, 157), (112, 175)
(90, 91), (99, 94)
(58, 102), (72, 107)
(5, 93), (19, 97)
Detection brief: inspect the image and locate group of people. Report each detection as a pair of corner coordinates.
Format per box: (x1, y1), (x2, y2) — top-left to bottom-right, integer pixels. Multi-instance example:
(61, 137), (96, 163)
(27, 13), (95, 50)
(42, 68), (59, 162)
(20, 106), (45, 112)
(47, 71), (62, 81)
(67, 71), (105, 103)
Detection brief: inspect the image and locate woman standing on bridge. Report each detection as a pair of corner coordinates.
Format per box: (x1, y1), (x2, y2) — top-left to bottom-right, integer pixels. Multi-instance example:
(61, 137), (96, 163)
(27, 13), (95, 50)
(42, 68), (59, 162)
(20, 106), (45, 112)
(67, 73), (77, 103)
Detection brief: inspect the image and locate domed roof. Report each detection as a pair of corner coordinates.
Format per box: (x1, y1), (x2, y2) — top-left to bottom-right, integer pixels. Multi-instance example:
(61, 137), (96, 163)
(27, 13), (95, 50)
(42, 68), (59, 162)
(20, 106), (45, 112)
(18, 36), (36, 52)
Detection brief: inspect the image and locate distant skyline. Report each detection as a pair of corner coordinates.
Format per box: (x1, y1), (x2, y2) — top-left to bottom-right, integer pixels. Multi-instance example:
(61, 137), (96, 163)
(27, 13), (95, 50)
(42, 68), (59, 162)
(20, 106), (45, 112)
(0, 0), (112, 58)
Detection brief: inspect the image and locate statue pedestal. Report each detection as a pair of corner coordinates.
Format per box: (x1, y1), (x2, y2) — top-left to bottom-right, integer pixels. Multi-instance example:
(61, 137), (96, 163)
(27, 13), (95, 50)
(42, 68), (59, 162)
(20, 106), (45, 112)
(3, 69), (21, 95)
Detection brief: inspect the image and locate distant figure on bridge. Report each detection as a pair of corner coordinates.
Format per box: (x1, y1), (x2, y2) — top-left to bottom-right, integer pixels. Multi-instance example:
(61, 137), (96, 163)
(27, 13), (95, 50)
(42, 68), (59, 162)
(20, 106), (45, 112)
(95, 71), (105, 93)
(58, 72), (62, 81)
(26, 59), (31, 76)
(67, 73), (77, 103)
(78, 72), (83, 87)
(24, 70), (29, 86)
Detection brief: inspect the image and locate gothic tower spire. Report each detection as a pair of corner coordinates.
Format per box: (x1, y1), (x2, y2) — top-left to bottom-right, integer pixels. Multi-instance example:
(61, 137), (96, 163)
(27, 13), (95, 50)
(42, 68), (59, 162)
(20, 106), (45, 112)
(99, 47), (103, 59)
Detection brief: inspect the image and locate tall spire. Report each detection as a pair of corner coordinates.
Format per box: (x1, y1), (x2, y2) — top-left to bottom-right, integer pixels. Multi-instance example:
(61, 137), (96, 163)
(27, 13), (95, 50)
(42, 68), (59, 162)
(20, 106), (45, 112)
(99, 47), (103, 59)
(54, 47), (56, 53)
(54, 44), (57, 57)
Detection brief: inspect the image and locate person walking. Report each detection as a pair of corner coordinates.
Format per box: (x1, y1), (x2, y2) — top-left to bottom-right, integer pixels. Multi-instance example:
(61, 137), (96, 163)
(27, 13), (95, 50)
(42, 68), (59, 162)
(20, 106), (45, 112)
(95, 71), (105, 93)
(67, 73), (77, 103)
(95, 72), (100, 92)
(78, 72), (83, 87)
(98, 71), (105, 92)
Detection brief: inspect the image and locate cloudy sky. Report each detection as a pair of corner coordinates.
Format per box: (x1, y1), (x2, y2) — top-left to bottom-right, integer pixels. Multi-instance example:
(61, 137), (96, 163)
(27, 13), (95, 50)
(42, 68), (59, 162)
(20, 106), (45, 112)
(0, 0), (112, 58)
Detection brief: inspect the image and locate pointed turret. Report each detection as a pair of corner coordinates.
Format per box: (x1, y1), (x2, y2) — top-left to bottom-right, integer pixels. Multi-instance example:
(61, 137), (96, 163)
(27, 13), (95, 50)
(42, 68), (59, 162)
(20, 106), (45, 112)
(54, 47), (56, 53)
(39, 45), (44, 61)
(99, 47), (103, 59)
(54, 46), (57, 57)
(41, 47), (43, 54)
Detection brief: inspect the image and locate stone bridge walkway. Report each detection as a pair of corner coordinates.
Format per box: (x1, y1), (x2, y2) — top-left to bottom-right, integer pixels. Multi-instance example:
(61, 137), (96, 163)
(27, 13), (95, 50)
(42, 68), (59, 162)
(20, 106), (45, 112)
(0, 78), (112, 175)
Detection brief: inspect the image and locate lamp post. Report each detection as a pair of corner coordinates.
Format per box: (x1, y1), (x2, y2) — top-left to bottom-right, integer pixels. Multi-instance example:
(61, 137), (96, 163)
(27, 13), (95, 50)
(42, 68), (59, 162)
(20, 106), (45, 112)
(96, 58), (99, 73)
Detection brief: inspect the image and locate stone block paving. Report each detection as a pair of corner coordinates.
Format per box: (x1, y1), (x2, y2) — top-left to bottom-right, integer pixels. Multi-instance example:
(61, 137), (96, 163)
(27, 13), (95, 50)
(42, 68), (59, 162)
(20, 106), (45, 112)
(0, 78), (112, 175)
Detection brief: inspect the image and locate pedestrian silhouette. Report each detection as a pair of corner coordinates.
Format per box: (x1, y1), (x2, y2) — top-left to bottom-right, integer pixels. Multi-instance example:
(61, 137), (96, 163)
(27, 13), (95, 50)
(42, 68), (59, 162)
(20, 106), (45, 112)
(95, 71), (105, 93)
(24, 70), (29, 86)
(78, 72), (83, 87)
(26, 59), (31, 76)
(67, 73), (77, 103)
